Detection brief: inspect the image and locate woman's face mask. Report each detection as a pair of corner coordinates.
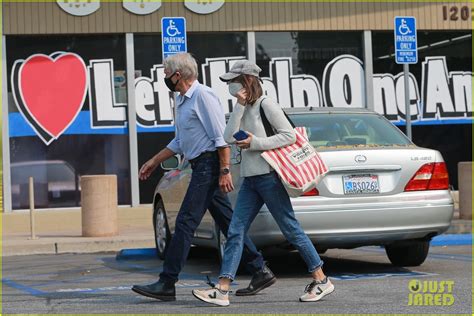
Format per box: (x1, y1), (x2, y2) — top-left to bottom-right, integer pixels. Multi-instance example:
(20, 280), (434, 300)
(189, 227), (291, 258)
(228, 82), (244, 97)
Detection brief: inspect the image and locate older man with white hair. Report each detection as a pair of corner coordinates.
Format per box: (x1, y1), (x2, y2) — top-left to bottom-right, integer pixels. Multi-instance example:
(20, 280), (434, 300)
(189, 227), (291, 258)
(132, 53), (275, 302)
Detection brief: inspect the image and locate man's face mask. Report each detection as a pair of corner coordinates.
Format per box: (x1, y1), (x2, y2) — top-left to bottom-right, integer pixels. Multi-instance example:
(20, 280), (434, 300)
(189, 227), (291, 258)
(164, 72), (180, 92)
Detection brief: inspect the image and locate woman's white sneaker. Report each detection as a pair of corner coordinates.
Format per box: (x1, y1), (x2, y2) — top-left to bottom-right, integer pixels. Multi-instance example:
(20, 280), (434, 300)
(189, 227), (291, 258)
(192, 286), (230, 306)
(299, 277), (334, 302)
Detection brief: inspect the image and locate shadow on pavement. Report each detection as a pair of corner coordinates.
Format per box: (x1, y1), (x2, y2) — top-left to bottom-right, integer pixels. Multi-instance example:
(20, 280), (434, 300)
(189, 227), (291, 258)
(102, 245), (416, 281)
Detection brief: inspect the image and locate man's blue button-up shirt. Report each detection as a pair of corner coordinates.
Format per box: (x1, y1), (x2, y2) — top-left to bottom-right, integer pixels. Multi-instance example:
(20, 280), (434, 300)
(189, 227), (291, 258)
(166, 80), (227, 161)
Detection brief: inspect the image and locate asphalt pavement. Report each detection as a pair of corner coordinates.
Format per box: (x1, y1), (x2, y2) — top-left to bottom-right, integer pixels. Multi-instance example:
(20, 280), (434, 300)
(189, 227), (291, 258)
(2, 241), (472, 314)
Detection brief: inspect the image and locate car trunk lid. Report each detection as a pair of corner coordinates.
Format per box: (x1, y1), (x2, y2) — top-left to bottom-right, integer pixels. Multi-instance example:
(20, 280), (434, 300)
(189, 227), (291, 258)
(317, 147), (438, 196)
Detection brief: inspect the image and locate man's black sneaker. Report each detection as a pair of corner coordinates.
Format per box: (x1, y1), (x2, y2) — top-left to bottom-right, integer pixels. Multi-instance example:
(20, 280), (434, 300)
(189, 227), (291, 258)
(131, 280), (176, 301)
(235, 263), (276, 296)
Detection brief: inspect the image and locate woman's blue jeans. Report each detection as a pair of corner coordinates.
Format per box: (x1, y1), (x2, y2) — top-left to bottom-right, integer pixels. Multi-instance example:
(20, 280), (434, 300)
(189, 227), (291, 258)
(219, 172), (324, 281)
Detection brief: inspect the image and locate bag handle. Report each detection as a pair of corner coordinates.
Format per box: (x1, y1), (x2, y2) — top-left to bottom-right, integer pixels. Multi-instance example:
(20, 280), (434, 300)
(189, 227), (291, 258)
(259, 97), (295, 137)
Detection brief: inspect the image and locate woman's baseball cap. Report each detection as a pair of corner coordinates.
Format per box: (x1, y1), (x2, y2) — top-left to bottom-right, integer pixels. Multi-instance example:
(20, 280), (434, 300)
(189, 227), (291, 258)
(219, 60), (262, 82)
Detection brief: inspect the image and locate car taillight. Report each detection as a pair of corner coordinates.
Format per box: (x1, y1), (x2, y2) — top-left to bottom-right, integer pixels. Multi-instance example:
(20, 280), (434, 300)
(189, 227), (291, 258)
(428, 162), (450, 190)
(404, 162), (449, 191)
(302, 188), (319, 196)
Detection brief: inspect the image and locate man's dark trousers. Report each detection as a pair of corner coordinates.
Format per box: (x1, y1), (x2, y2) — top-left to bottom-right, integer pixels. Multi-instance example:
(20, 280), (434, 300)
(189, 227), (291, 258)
(159, 151), (264, 283)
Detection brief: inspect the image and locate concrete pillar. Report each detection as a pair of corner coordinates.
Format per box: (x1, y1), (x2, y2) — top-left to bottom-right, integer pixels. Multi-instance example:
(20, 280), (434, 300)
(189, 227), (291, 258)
(458, 162), (472, 220)
(81, 175), (118, 237)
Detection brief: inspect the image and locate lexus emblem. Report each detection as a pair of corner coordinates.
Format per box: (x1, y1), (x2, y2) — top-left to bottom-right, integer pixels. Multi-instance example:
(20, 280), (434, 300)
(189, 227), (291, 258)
(355, 155), (367, 163)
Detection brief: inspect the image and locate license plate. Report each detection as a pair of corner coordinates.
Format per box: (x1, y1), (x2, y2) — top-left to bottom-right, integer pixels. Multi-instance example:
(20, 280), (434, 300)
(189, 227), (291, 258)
(343, 174), (380, 195)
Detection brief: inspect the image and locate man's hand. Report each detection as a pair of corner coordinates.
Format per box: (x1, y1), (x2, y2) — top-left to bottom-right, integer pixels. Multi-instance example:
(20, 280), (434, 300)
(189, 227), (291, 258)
(139, 148), (176, 181)
(139, 157), (159, 181)
(236, 131), (253, 150)
(219, 173), (235, 193)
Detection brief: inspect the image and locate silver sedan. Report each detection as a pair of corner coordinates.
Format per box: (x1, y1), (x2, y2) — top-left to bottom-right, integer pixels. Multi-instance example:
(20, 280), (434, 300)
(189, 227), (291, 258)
(152, 107), (454, 267)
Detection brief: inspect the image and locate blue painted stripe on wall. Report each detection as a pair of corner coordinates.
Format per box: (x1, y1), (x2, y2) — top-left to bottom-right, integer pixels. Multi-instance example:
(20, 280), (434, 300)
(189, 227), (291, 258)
(8, 112), (175, 137)
(393, 118), (473, 126)
(8, 111), (471, 138)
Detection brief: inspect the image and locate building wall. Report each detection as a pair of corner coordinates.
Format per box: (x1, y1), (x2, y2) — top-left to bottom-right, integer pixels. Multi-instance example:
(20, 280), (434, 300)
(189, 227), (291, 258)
(2, 2), (472, 210)
(3, 1), (472, 35)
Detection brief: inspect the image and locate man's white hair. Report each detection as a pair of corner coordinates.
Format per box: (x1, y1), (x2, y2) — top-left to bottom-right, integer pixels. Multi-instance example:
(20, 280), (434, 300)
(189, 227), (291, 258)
(163, 53), (198, 80)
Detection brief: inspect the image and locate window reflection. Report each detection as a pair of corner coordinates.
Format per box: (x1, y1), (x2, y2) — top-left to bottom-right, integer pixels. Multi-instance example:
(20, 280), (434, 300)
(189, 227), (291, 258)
(7, 35), (131, 209)
(256, 31), (363, 79)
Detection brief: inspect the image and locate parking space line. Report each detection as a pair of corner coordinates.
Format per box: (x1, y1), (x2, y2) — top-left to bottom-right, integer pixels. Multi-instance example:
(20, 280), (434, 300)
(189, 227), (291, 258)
(30, 270), (141, 288)
(2, 278), (211, 297)
(2, 269), (223, 298)
(329, 270), (437, 281)
(3, 267), (440, 298)
(54, 282), (204, 294)
(2, 265), (110, 280)
(426, 253), (472, 262)
(2, 278), (47, 297)
(3, 269), (437, 297)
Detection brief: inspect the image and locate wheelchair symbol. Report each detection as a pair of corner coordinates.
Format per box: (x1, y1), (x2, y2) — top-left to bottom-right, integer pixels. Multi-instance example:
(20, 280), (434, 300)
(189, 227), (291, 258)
(166, 20), (181, 37)
(398, 19), (412, 36)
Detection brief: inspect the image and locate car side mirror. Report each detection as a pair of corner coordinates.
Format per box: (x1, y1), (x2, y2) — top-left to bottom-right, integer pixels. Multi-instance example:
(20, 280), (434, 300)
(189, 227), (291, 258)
(161, 155), (181, 171)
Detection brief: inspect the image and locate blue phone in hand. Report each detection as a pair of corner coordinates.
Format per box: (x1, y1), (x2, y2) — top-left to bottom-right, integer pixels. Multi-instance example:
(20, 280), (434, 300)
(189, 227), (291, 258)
(233, 130), (249, 141)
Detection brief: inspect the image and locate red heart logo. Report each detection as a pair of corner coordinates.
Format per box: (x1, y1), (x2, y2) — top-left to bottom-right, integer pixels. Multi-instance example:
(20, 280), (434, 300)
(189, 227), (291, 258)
(18, 53), (87, 141)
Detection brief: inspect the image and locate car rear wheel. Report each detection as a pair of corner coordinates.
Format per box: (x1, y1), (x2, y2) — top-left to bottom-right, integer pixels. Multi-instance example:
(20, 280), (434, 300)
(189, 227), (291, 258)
(385, 240), (430, 267)
(153, 200), (171, 260)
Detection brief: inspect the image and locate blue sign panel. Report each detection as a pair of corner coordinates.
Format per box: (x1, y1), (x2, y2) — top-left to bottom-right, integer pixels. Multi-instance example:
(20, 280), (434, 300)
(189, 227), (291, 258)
(161, 17), (187, 60)
(394, 16), (418, 64)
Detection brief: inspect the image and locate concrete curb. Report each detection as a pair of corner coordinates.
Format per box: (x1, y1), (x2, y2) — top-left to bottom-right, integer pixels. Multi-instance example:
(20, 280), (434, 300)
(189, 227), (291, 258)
(3, 220), (471, 257)
(2, 237), (155, 257)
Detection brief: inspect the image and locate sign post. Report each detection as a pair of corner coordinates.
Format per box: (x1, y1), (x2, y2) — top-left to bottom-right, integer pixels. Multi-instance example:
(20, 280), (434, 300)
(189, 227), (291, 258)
(161, 17), (187, 61)
(394, 16), (417, 140)
(161, 17), (187, 139)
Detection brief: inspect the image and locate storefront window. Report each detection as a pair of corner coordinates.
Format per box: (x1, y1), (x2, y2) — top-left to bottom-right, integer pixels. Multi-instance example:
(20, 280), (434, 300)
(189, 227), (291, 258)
(372, 31), (472, 189)
(255, 32), (363, 108)
(6, 35), (131, 209)
(134, 32), (247, 203)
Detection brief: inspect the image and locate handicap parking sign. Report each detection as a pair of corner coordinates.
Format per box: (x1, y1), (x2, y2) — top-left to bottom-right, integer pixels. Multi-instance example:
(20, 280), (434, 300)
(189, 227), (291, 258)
(161, 17), (187, 60)
(394, 16), (417, 64)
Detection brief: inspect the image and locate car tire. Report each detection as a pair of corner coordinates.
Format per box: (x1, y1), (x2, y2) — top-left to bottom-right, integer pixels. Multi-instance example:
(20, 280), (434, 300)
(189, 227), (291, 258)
(153, 200), (171, 260)
(385, 240), (430, 267)
(215, 224), (227, 263)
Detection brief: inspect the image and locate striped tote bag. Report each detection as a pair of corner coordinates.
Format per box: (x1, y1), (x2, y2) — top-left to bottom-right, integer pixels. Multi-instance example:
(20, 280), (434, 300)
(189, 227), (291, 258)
(259, 101), (328, 197)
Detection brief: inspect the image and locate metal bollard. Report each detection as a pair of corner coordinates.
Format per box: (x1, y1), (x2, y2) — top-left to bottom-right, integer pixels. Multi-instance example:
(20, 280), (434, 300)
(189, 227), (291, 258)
(458, 162), (472, 220)
(28, 177), (38, 240)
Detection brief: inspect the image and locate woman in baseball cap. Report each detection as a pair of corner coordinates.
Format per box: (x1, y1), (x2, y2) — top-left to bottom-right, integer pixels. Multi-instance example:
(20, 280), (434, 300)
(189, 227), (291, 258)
(192, 60), (334, 306)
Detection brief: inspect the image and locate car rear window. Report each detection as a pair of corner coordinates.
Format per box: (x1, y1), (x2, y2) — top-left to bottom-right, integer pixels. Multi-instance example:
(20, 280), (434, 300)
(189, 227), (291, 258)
(11, 163), (76, 184)
(290, 113), (413, 150)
